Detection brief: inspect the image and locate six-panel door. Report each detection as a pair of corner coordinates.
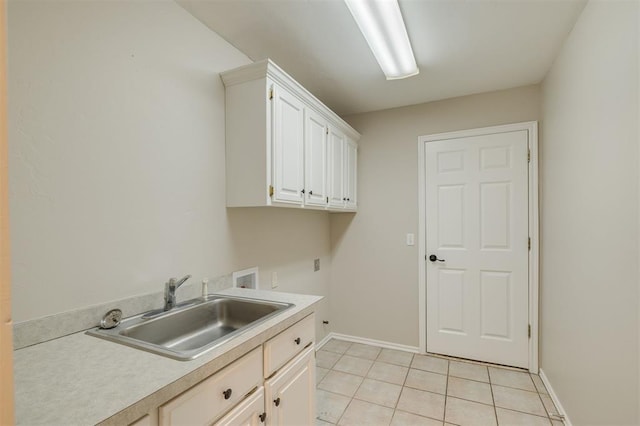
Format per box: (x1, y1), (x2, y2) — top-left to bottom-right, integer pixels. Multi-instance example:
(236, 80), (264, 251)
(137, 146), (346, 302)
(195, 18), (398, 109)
(425, 130), (529, 368)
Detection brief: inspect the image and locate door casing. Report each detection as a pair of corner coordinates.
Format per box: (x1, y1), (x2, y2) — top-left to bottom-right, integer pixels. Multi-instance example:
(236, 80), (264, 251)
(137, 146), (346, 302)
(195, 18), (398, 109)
(417, 121), (539, 373)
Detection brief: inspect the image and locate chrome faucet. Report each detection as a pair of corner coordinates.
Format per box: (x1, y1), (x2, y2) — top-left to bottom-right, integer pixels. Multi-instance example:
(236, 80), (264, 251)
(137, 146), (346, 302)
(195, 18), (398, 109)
(164, 275), (191, 311)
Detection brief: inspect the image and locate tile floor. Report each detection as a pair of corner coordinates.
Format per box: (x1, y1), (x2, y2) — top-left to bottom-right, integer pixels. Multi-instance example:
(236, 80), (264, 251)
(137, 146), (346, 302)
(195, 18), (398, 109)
(316, 339), (563, 426)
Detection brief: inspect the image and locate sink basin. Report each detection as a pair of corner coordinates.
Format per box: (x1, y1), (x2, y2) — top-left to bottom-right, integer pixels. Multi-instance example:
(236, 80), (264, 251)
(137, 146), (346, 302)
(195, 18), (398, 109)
(87, 296), (294, 360)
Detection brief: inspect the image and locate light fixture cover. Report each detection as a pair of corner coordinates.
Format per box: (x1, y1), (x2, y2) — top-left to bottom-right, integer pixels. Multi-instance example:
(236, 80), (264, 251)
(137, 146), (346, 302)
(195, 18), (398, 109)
(345, 0), (419, 80)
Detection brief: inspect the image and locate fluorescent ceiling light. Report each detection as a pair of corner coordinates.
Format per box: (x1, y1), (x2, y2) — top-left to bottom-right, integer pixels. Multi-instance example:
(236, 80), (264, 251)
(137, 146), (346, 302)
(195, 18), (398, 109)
(345, 0), (419, 80)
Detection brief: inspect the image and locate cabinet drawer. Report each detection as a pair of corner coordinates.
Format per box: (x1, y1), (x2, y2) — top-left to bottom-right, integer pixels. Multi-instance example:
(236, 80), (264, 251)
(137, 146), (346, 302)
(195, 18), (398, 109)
(214, 387), (265, 426)
(264, 314), (314, 378)
(159, 346), (263, 426)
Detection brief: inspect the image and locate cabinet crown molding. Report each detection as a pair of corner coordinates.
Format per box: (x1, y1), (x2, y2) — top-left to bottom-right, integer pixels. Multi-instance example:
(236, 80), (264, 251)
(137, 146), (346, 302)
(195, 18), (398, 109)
(220, 59), (359, 141)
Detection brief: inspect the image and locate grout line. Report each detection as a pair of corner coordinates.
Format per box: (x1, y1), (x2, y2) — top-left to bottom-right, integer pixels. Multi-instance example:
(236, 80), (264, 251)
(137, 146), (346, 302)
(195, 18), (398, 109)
(488, 365), (499, 425)
(443, 358), (450, 424)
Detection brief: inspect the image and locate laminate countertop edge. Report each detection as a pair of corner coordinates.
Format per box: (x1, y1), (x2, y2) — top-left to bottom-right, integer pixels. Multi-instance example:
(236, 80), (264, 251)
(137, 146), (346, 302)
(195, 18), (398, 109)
(13, 288), (323, 426)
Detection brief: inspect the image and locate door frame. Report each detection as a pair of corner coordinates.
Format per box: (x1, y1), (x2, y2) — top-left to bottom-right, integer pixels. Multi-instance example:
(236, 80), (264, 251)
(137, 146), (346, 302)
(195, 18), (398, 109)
(417, 121), (539, 373)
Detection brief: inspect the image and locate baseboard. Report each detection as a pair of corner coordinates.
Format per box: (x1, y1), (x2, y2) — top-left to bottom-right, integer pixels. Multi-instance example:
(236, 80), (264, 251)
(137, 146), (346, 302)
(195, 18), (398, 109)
(316, 333), (333, 350)
(319, 332), (420, 354)
(539, 368), (572, 426)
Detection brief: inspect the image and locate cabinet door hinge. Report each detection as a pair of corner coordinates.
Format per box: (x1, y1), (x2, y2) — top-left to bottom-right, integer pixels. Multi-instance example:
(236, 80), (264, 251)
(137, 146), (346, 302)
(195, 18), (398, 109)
(528, 324), (531, 338)
(527, 149), (531, 163)
(269, 88), (273, 100)
(528, 237), (531, 250)
(269, 185), (274, 197)
(326, 196), (329, 203)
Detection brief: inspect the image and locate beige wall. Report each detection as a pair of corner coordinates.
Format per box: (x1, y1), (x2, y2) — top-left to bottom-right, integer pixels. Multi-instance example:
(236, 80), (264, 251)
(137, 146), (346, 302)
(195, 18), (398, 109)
(331, 86), (541, 347)
(540, 1), (639, 423)
(8, 0), (331, 340)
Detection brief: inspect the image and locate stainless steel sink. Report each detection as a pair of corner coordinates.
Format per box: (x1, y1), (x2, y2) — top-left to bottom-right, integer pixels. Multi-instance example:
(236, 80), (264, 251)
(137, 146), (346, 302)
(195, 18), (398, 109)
(87, 296), (294, 360)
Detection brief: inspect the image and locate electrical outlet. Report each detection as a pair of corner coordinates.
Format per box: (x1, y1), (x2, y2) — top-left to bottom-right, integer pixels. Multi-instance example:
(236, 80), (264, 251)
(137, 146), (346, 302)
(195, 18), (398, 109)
(314, 258), (320, 272)
(271, 271), (278, 288)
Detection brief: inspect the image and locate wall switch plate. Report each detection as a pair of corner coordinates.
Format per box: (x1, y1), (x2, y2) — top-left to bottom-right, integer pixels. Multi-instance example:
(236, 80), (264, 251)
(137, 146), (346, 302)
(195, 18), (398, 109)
(406, 233), (415, 246)
(314, 258), (320, 272)
(271, 271), (278, 288)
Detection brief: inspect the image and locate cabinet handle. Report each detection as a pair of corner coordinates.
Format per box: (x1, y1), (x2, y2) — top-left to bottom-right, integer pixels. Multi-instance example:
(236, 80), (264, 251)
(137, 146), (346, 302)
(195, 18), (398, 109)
(343, 197), (346, 201)
(309, 190), (313, 195)
(301, 189), (305, 194)
(222, 388), (232, 400)
(259, 413), (267, 423)
(294, 337), (301, 345)
(274, 397), (281, 407)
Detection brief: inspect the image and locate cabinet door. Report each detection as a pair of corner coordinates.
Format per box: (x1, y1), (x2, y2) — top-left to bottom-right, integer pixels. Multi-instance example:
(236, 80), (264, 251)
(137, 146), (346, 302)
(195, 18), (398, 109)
(345, 138), (357, 210)
(265, 346), (315, 426)
(272, 85), (304, 205)
(327, 127), (345, 208)
(214, 387), (266, 426)
(304, 109), (328, 207)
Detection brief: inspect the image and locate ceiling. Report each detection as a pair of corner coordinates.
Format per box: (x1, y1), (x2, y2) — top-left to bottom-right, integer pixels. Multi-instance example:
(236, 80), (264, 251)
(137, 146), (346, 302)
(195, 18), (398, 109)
(178, 0), (586, 116)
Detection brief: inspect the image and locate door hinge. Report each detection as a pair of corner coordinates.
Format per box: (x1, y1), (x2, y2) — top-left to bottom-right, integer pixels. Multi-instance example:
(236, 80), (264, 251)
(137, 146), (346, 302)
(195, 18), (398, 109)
(326, 196), (329, 203)
(269, 88), (273, 100)
(269, 185), (274, 197)
(528, 324), (531, 338)
(528, 237), (531, 250)
(527, 149), (531, 163)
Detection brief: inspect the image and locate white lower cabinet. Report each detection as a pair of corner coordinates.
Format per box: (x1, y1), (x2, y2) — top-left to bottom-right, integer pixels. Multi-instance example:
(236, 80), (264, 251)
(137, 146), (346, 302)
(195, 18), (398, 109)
(264, 346), (315, 426)
(146, 314), (316, 426)
(214, 387), (266, 426)
(158, 347), (263, 426)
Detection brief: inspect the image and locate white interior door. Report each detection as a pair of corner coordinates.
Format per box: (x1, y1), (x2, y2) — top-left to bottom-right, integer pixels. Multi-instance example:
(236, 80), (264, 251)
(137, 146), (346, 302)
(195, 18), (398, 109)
(425, 130), (529, 368)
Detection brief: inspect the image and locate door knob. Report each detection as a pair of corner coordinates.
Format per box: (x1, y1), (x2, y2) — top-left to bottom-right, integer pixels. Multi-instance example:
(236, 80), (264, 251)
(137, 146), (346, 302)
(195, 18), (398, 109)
(429, 255), (445, 262)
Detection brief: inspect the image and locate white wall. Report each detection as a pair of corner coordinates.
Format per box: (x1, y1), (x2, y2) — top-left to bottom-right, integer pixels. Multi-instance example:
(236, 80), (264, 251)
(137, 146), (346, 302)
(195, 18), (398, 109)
(8, 0), (331, 339)
(540, 1), (639, 423)
(331, 86), (540, 347)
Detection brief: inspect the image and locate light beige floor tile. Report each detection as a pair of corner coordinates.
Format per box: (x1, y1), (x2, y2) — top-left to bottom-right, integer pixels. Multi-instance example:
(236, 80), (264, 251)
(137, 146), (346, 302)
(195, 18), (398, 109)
(444, 396), (497, 426)
(449, 360), (489, 383)
(447, 376), (493, 405)
(405, 368), (447, 394)
(316, 389), (351, 424)
(333, 355), (375, 376)
(540, 394), (558, 416)
(496, 408), (552, 425)
(377, 348), (414, 367)
(390, 410), (442, 426)
(317, 366), (329, 384)
(489, 367), (536, 392)
(396, 387), (445, 420)
(531, 374), (549, 395)
(354, 378), (402, 408)
(338, 399), (394, 426)
(367, 361), (409, 385)
(345, 342), (382, 360)
(317, 350), (342, 369)
(492, 385), (547, 417)
(318, 370), (364, 397)
(411, 354), (449, 375)
(322, 339), (352, 354)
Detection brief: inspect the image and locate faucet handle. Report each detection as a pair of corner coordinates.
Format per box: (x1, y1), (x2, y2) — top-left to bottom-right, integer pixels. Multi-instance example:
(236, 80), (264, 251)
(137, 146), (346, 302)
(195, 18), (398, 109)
(169, 274), (191, 288)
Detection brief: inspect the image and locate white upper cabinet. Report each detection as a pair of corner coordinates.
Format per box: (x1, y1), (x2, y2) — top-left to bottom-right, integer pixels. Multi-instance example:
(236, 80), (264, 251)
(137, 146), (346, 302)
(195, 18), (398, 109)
(327, 127), (345, 208)
(304, 108), (328, 207)
(345, 137), (358, 210)
(221, 59), (359, 212)
(272, 85), (305, 204)
(327, 128), (357, 211)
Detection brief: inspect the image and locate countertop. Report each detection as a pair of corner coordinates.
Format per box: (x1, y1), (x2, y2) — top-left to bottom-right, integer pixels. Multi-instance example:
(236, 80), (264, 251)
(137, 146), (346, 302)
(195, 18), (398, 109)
(13, 288), (322, 426)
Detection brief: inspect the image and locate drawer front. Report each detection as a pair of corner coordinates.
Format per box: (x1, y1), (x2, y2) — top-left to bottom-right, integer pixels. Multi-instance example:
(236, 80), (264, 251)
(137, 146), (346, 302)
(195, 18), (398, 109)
(214, 387), (265, 426)
(264, 314), (315, 378)
(159, 346), (263, 426)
